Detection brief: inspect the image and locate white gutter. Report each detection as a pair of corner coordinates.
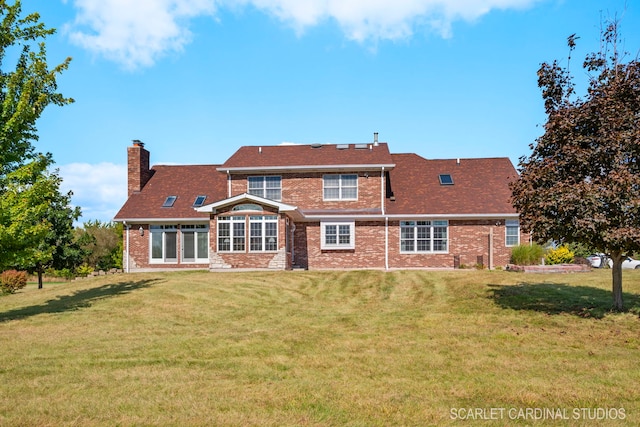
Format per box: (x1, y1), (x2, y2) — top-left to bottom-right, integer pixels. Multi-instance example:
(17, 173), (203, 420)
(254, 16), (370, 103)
(217, 164), (396, 173)
(300, 213), (520, 221)
(227, 170), (231, 198)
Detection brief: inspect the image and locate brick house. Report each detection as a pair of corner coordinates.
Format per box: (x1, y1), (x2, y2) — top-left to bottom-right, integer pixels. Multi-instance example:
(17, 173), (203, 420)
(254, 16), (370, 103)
(114, 137), (525, 271)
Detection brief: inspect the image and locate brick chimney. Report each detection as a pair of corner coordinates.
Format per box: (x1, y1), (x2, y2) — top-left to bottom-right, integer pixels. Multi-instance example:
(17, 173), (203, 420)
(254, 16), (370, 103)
(127, 140), (152, 196)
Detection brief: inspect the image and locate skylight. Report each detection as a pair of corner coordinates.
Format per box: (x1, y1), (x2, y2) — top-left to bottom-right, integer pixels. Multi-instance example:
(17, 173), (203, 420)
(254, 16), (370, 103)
(162, 196), (177, 207)
(193, 195), (206, 207)
(439, 174), (454, 185)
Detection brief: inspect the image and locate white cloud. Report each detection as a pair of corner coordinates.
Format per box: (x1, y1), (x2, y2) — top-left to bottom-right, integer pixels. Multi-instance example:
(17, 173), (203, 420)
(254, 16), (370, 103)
(65, 0), (540, 68)
(58, 162), (127, 223)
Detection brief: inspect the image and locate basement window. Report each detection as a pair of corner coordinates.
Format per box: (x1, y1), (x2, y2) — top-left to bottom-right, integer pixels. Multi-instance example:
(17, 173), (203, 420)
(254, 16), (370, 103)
(162, 196), (177, 207)
(439, 174), (454, 185)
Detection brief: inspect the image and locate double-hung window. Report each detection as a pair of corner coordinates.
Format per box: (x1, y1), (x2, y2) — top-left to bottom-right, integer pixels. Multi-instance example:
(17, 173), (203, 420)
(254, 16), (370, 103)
(150, 225), (178, 262)
(248, 176), (281, 200)
(323, 174), (358, 200)
(218, 216), (246, 252)
(182, 224), (209, 262)
(219, 215), (279, 252)
(400, 220), (448, 253)
(505, 220), (520, 246)
(249, 215), (278, 251)
(321, 221), (355, 250)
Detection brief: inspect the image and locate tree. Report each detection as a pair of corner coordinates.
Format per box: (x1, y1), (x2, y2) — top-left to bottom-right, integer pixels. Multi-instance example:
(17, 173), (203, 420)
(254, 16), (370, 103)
(511, 18), (640, 311)
(75, 221), (123, 271)
(0, 1), (74, 284)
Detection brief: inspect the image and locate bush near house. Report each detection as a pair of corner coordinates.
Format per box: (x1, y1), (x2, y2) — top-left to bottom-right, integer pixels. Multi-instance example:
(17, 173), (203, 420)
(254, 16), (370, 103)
(510, 243), (545, 265)
(0, 270), (27, 294)
(545, 245), (575, 265)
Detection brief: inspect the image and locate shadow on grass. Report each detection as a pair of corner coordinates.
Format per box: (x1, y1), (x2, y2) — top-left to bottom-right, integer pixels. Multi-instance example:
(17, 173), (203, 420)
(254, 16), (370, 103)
(0, 279), (160, 322)
(488, 282), (640, 319)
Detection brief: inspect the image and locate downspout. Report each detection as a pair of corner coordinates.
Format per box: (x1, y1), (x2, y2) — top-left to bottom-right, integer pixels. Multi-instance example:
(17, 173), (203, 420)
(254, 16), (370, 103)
(291, 223), (296, 267)
(124, 222), (130, 273)
(385, 216), (389, 270)
(381, 167), (385, 215)
(227, 170), (231, 198)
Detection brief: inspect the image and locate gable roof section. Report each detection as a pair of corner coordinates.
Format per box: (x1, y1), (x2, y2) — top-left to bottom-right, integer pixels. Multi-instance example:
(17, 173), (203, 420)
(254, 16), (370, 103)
(385, 154), (518, 217)
(114, 164), (227, 221)
(219, 143), (395, 173)
(196, 193), (298, 213)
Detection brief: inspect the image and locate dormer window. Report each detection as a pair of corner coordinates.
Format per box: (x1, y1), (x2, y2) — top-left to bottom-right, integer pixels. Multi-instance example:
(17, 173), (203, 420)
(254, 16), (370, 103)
(439, 174), (453, 185)
(162, 196), (177, 207)
(193, 195), (207, 207)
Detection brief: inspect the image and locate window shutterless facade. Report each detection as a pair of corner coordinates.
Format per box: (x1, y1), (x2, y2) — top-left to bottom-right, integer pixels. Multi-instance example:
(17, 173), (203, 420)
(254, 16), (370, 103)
(505, 219), (520, 246)
(218, 215), (278, 252)
(248, 176), (282, 200)
(323, 174), (358, 200)
(400, 220), (448, 253)
(321, 221), (355, 250)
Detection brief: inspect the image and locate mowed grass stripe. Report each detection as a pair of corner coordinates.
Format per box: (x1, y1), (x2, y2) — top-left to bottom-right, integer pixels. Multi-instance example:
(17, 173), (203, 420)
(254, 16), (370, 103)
(1, 269), (639, 426)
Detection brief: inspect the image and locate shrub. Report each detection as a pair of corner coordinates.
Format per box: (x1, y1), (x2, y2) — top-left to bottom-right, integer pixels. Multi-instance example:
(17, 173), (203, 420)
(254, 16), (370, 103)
(1, 270), (28, 294)
(510, 243), (545, 265)
(76, 264), (94, 277)
(545, 245), (574, 265)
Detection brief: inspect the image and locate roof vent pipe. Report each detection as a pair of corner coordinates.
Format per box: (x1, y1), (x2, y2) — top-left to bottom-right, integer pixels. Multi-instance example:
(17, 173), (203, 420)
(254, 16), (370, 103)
(373, 132), (379, 146)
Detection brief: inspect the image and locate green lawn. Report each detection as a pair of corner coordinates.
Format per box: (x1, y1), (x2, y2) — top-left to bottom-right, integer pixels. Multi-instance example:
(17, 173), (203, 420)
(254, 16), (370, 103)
(1, 269), (639, 426)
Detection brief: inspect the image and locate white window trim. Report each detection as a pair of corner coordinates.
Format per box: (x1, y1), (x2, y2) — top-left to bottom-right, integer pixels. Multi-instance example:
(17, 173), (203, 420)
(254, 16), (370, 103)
(181, 224), (209, 263)
(217, 216), (246, 253)
(399, 220), (449, 254)
(321, 221), (355, 250)
(323, 174), (358, 201)
(149, 225), (178, 264)
(247, 176), (282, 201)
(505, 219), (520, 247)
(249, 215), (279, 253)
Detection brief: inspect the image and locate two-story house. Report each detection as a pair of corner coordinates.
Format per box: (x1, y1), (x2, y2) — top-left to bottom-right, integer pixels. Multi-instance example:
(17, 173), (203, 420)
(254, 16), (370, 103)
(114, 137), (525, 271)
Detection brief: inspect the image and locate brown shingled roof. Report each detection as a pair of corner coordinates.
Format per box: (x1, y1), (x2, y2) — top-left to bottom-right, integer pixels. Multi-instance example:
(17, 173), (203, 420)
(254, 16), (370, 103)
(220, 143), (395, 171)
(385, 154), (518, 216)
(114, 165), (227, 221)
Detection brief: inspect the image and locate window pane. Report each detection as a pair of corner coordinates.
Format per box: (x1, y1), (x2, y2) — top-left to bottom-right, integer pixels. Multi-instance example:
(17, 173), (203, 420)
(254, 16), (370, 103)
(265, 188), (281, 200)
(197, 232), (208, 258)
(341, 187), (357, 199)
(151, 232), (163, 259)
(341, 175), (357, 186)
(248, 177), (262, 189)
(265, 176), (281, 188)
(183, 232), (195, 259)
(165, 232), (177, 260)
(233, 222), (245, 251)
(401, 240), (414, 252)
(324, 187), (340, 199)
(250, 222), (263, 251)
(218, 223), (230, 251)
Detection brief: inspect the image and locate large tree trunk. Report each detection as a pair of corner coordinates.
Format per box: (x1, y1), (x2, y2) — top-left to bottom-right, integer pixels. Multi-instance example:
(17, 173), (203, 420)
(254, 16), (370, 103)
(610, 251), (624, 311)
(37, 267), (43, 290)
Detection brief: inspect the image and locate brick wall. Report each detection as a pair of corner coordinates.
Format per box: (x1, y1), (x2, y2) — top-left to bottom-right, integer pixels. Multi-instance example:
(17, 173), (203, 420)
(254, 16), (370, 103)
(230, 172), (384, 210)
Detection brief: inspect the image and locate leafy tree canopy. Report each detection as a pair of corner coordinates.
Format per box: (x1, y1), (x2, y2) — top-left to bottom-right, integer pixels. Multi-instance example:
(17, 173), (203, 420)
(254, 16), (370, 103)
(511, 18), (640, 310)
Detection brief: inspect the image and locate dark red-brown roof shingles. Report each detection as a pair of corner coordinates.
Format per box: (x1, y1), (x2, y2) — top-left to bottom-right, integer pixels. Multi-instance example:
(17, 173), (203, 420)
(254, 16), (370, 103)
(220, 143), (395, 170)
(385, 153), (518, 215)
(114, 164), (227, 221)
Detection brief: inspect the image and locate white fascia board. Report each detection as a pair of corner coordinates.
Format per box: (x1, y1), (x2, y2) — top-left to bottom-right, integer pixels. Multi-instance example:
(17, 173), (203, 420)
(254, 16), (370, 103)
(115, 217), (210, 224)
(195, 193), (298, 213)
(217, 164), (396, 173)
(299, 213), (520, 222)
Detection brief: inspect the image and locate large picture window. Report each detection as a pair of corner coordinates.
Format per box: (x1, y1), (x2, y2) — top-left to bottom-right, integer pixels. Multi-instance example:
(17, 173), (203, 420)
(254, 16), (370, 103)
(400, 220), (448, 253)
(321, 221), (355, 250)
(218, 215), (278, 252)
(323, 174), (358, 200)
(248, 176), (281, 200)
(505, 220), (520, 246)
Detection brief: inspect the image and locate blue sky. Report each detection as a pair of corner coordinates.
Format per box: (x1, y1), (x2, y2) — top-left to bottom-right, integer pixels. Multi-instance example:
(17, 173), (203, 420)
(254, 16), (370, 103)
(25, 0), (640, 223)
